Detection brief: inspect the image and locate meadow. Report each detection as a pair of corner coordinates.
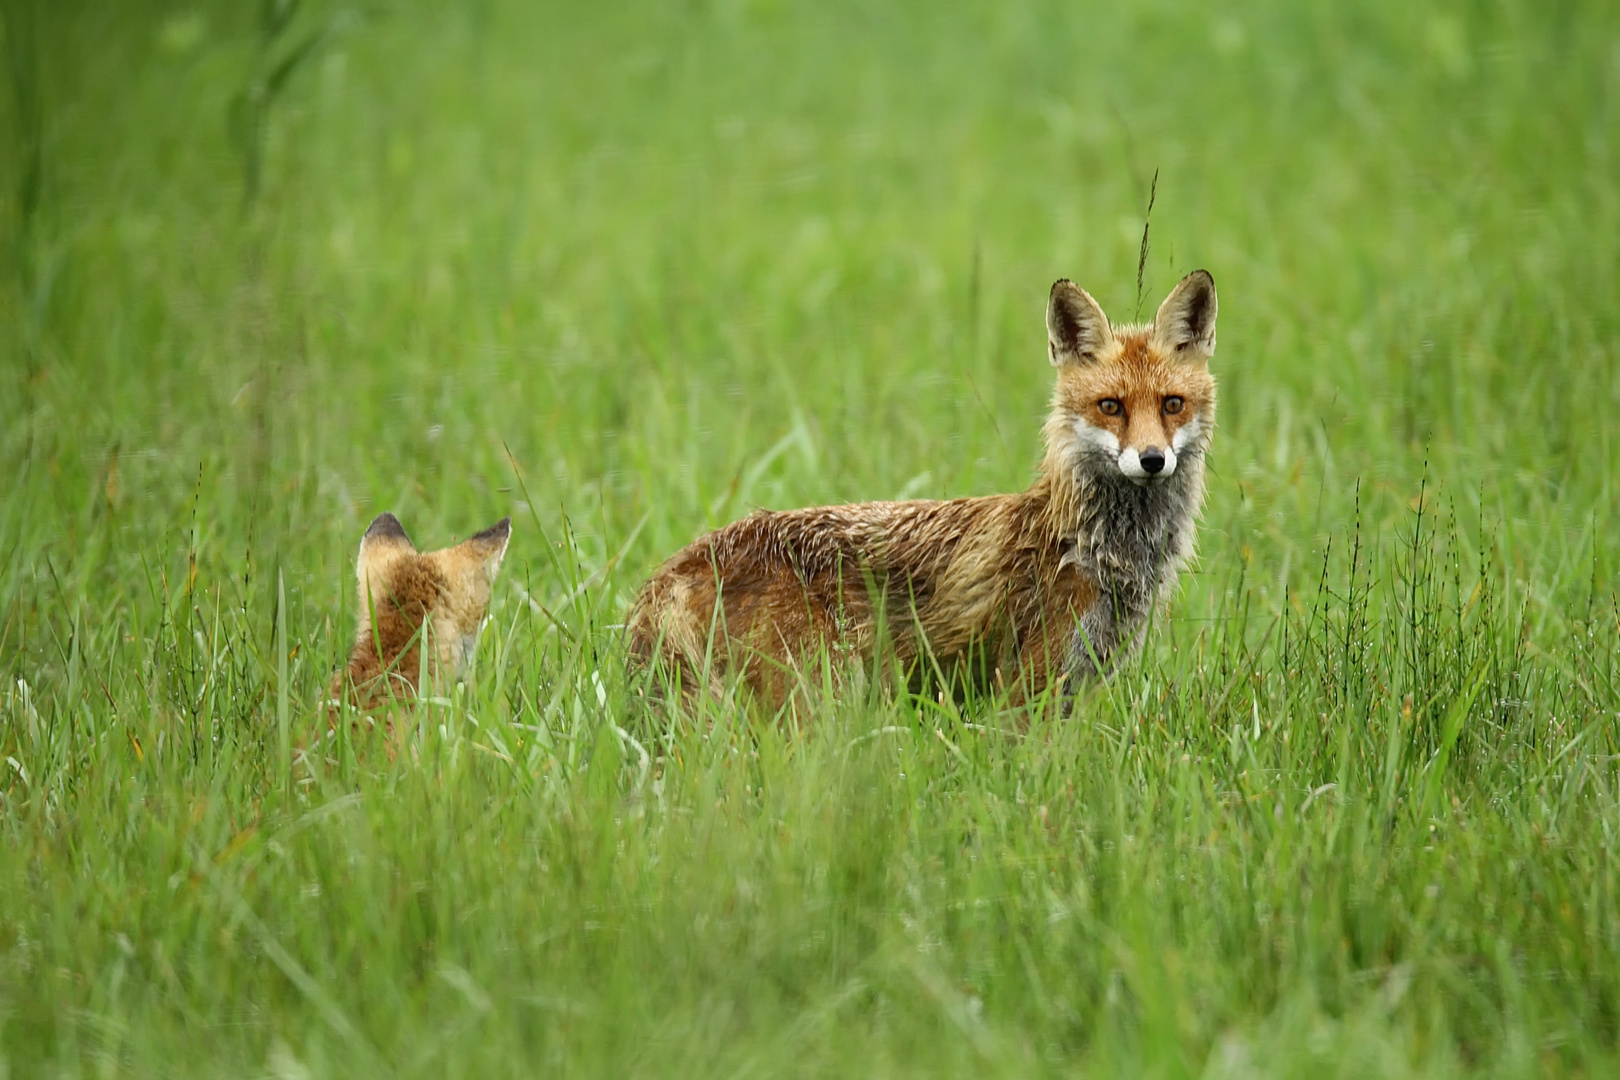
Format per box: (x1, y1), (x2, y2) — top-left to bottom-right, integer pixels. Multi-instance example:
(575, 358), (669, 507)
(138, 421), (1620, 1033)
(1, 0), (1618, 1075)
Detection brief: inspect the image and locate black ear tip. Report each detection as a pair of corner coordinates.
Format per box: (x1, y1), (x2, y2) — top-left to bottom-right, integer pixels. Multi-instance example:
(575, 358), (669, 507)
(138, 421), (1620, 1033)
(1050, 278), (1076, 296)
(1187, 269), (1215, 289)
(364, 512), (409, 542)
(470, 517), (512, 544)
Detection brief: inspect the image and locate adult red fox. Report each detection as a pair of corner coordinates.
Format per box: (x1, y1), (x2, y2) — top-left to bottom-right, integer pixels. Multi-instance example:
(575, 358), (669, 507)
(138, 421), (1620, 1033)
(329, 512), (511, 711)
(627, 271), (1218, 710)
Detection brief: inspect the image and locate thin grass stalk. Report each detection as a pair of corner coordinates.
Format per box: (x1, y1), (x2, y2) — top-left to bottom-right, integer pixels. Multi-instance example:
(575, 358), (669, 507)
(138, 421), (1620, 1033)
(277, 567), (289, 796)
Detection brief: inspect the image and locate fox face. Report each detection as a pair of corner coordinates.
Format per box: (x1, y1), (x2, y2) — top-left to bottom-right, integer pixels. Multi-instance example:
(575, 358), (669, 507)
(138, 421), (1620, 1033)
(1045, 271), (1217, 486)
(332, 512), (511, 709)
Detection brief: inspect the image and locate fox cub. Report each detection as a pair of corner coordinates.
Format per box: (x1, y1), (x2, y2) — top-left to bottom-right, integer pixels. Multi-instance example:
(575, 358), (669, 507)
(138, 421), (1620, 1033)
(330, 512), (511, 711)
(627, 270), (1218, 708)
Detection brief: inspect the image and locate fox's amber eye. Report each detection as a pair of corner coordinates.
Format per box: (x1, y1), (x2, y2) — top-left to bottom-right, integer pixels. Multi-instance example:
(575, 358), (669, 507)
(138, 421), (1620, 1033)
(1098, 399), (1123, 416)
(1163, 396), (1184, 415)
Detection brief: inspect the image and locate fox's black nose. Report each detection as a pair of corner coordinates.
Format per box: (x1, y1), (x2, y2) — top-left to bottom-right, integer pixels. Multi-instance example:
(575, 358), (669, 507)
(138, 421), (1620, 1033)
(1139, 448), (1166, 474)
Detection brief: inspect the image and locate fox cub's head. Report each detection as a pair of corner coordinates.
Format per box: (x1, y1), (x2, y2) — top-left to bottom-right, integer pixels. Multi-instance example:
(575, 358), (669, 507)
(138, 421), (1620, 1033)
(332, 512), (511, 709)
(1044, 270), (1218, 486)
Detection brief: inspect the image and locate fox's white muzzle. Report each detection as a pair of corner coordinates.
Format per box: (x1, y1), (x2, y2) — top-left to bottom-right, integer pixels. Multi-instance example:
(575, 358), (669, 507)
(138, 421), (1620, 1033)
(1118, 444), (1177, 484)
(1074, 415), (1202, 485)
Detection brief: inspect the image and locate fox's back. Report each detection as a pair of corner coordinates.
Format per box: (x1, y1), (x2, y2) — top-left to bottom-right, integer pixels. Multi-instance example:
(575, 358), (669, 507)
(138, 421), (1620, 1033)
(626, 492), (1079, 700)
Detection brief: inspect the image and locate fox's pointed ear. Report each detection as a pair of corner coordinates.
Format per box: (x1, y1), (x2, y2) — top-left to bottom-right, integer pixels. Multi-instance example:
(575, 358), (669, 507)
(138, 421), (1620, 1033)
(360, 512), (416, 554)
(1152, 270), (1218, 362)
(356, 512), (415, 582)
(460, 517), (511, 574)
(1047, 280), (1113, 366)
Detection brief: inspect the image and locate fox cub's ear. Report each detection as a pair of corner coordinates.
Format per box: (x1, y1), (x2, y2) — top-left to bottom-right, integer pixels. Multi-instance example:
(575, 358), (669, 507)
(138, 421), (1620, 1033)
(356, 512), (416, 580)
(1152, 270), (1217, 361)
(455, 517), (512, 577)
(1047, 280), (1114, 367)
(361, 512), (415, 552)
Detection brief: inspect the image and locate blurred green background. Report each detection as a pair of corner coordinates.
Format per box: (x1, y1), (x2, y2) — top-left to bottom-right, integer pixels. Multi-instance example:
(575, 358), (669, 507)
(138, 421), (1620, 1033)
(1, 0), (1617, 1075)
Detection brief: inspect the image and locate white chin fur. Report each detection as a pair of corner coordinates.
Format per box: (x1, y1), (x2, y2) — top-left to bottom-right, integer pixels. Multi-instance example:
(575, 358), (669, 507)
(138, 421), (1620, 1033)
(1118, 445), (1178, 484)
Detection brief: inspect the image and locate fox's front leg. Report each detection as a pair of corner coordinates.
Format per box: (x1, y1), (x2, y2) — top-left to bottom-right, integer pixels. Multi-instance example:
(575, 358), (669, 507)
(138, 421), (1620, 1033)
(1003, 610), (1081, 709)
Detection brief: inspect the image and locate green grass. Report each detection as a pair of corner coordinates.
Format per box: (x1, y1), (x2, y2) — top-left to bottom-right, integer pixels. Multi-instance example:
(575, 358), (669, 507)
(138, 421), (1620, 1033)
(2, 0), (1618, 1075)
